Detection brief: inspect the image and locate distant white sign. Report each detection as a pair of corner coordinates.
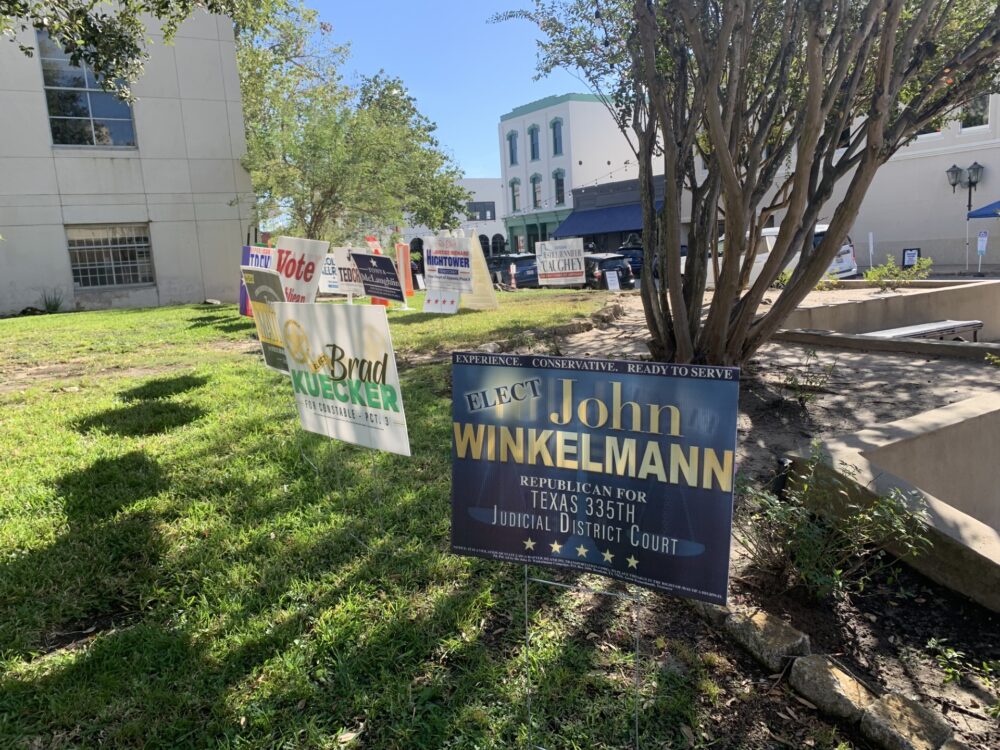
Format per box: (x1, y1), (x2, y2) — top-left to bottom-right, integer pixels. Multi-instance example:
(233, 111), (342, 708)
(319, 247), (366, 297)
(978, 230), (988, 257)
(425, 236), (474, 292)
(273, 302), (410, 456)
(606, 268), (621, 291)
(423, 290), (460, 314)
(536, 238), (585, 286)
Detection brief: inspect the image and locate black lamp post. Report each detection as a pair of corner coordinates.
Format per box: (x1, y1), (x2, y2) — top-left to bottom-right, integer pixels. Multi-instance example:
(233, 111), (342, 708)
(946, 161), (984, 271)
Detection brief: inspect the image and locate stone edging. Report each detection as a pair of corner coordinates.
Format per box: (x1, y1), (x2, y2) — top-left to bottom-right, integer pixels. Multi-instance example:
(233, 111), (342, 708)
(480, 300), (628, 352)
(687, 600), (972, 750)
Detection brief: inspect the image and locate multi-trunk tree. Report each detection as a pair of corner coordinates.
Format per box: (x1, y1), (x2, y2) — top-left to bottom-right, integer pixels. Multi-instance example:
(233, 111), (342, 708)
(506, 0), (1000, 365)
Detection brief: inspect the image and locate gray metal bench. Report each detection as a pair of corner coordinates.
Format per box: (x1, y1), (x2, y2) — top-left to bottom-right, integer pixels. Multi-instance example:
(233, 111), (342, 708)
(861, 319), (984, 342)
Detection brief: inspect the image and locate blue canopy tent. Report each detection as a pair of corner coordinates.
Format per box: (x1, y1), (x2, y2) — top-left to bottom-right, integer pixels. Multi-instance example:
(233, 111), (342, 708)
(968, 200), (1000, 219)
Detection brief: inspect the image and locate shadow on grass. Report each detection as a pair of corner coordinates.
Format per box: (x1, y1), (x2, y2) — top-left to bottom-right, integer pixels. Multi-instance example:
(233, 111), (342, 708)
(0, 451), (167, 659)
(0, 360), (708, 748)
(187, 309), (255, 335)
(118, 374), (209, 403)
(74, 401), (206, 437)
(390, 308), (481, 326)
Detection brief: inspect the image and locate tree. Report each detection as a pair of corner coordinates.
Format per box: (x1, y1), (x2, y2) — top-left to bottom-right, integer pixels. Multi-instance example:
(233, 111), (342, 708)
(238, 5), (468, 243)
(1, 1), (251, 98)
(503, 0), (1000, 364)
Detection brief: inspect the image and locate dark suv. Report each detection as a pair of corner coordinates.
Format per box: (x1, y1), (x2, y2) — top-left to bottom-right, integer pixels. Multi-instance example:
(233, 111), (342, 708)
(616, 244), (645, 276)
(496, 253), (539, 288)
(584, 253), (636, 290)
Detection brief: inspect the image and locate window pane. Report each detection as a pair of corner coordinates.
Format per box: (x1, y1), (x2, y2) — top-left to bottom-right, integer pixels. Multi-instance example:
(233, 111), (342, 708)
(50, 118), (94, 145)
(88, 91), (131, 119)
(67, 224), (154, 287)
(46, 89), (90, 117)
(961, 95), (989, 129)
(93, 119), (136, 146)
(41, 59), (87, 88)
(37, 33), (69, 59)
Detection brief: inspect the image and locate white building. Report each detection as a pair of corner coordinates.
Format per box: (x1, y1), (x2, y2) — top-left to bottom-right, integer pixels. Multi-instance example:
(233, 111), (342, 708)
(544, 94), (1000, 271)
(0, 12), (253, 315)
(498, 94), (639, 253)
(831, 95), (999, 270)
(400, 177), (506, 257)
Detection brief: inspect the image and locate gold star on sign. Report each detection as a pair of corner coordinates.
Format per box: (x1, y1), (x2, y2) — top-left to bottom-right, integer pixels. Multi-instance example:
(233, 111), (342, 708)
(626, 555), (639, 569)
(550, 540), (563, 554)
(602, 549), (614, 563)
(575, 544), (588, 558)
(523, 537), (536, 551)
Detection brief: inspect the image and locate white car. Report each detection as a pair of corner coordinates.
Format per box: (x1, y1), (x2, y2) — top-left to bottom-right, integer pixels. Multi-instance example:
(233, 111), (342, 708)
(706, 224), (858, 289)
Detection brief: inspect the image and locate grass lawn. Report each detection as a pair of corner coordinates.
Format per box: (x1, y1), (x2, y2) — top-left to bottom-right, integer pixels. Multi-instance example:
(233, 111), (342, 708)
(0, 292), (854, 749)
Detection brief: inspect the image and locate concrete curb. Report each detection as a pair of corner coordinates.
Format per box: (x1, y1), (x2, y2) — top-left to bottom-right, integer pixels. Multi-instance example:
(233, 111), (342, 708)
(687, 600), (964, 750)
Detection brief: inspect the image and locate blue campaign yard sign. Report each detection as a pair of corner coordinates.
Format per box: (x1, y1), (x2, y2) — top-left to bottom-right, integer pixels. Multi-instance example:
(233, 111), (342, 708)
(450, 353), (739, 605)
(350, 252), (405, 302)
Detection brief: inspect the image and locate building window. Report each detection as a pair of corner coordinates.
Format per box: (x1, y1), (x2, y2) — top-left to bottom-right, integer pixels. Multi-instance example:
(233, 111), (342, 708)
(528, 125), (540, 161)
(530, 174), (542, 209)
(961, 94), (990, 129)
(553, 169), (566, 205)
(509, 179), (520, 211)
(37, 31), (136, 147)
(466, 201), (496, 221)
(507, 131), (518, 165)
(67, 224), (155, 287)
(551, 118), (563, 156)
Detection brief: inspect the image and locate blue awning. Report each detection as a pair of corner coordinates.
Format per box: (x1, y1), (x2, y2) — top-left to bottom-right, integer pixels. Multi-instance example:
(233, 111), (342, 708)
(551, 203), (650, 238)
(968, 200), (1000, 219)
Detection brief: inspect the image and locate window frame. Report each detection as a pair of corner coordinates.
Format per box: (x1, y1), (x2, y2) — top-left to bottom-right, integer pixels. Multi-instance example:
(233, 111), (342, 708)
(530, 174), (542, 209)
(37, 31), (137, 149)
(528, 124), (540, 161)
(66, 224), (156, 289)
(960, 94), (991, 131)
(506, 130), (518, 166)
(509, 178), (521, 212)
(550, 117), (564, 156)
(552, 169), (566, 206)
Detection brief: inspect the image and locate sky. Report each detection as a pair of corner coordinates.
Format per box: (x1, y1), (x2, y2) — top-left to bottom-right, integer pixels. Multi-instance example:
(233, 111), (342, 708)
(312, 0), (586, 178)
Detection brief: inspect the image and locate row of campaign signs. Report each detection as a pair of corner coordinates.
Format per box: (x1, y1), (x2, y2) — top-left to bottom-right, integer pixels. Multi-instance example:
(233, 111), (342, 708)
(241, 236), (739, 606)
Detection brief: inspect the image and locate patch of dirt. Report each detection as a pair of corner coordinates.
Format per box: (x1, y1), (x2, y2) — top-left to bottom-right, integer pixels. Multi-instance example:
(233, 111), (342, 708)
(37, 608), (137, 660)
(558, 293), (1000, 748)
(0, 363), (190, 394)
(0, 337), (259, 394)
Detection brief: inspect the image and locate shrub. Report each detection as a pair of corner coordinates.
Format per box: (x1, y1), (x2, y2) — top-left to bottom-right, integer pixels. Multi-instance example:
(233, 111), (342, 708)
(814, 273), (841, 292)
(734, 446), (931, 600)
(779, 349), (836, 406)
(770, 269), (792, 289)
(926, 638), (1000, 719)
(987, 353), (1000, 367)
(39, 288), (64, 313)
(863, 255), (933, 292)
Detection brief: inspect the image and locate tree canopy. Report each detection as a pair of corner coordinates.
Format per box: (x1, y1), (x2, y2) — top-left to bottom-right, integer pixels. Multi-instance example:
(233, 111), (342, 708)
(238, 4), (468, 243)
(505, 0), (1000, 364)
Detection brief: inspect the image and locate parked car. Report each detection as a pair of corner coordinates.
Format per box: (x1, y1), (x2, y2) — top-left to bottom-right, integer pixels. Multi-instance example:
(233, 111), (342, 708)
(497, 253), (540, 288)
(486, 254), (510, 281)
(649, 246), (688, 280)
(584, 253), (636, 290)
(616, 244), (645, 276)
(706, 224), (858, 289)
